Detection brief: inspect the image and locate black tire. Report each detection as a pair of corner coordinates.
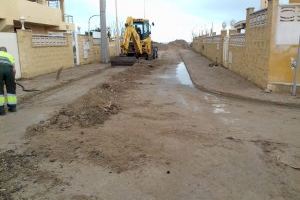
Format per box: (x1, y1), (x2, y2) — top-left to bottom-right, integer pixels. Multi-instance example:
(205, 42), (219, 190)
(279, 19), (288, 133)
(111, 56), (137, 66)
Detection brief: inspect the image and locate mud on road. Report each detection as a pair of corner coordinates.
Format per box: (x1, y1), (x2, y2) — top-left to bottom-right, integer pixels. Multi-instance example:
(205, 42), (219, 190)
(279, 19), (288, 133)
(0, 58), (164, 200)
(1, 48), (300, 200)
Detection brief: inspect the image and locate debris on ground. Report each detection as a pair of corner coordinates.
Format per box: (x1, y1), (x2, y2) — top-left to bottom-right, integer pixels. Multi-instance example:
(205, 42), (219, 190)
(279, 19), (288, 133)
(0, 58), (163, 199)
(0, 150), (63, 200)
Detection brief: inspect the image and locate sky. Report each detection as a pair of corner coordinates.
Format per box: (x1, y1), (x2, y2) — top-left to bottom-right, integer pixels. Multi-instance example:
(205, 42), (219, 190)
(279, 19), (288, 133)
(65, 0), (289, 42)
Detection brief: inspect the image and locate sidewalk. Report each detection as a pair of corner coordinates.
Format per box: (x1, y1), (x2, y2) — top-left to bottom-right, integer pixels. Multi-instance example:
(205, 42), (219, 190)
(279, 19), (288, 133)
(180, 49), (300, 108)
(17, 63), (110, 103)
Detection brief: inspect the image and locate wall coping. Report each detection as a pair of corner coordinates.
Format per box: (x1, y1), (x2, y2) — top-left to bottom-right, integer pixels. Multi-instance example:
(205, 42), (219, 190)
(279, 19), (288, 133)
(250, 8), (268, 16)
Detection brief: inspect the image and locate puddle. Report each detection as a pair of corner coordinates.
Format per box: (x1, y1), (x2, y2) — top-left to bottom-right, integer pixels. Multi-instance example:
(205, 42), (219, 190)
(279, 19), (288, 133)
(176, 62), (194, 87)
(212, 104), (230, 114)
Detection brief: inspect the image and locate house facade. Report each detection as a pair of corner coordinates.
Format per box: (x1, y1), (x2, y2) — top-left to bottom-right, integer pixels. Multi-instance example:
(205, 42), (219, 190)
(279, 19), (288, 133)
(0, 0), (74, 34)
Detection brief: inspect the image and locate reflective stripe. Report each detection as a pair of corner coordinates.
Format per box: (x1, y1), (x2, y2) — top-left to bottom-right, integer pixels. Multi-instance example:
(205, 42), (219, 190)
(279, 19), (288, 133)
(6, 94), (17, 105)
(0, 95), (5, 106)
(0, 60), (12, 65)
(0, 51), (15, 65)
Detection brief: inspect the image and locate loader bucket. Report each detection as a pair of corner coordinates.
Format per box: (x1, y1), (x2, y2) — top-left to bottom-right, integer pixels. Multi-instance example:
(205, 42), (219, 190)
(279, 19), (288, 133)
(111, 56), (138, 67)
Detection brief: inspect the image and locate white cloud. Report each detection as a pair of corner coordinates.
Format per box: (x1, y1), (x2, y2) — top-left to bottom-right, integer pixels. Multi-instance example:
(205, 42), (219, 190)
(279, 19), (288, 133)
(84, 0), (209, 42)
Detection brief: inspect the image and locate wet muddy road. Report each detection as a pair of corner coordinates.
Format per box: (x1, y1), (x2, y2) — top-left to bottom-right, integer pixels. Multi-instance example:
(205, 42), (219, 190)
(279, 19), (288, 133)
(1, 49), (300, 200)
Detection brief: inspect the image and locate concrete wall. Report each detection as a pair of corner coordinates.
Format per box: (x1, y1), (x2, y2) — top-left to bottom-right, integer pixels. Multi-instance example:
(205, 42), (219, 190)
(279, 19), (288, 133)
(193, 34), (224, 65)
(192, 0), (300, 91)
(267, 0), (300, 91)
(77, 35), (118, 65)
(17, 30), (74, 78)
(244, 8), (271, 88)
(227, 38), (246, 77)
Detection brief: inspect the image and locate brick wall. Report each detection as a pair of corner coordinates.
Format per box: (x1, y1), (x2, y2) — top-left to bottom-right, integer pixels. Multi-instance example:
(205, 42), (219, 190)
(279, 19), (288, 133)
(17, 30), (74, 78)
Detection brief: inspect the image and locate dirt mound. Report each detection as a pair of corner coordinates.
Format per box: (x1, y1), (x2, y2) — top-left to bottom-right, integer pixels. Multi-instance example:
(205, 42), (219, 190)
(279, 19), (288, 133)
(24, 60), (161, 167)
(26, 84), (119, 138)
(153, 42), (168, 51)
(26, 62), (159, 136)
(168, 40), (190, 49)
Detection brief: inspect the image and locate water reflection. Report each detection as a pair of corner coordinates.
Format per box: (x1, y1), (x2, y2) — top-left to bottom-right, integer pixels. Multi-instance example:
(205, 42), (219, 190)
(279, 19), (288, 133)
(176, 62), (194, 87)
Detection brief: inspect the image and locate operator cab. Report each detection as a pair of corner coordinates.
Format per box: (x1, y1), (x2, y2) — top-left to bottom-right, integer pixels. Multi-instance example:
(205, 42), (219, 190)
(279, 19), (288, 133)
(133, 19), (151, 40)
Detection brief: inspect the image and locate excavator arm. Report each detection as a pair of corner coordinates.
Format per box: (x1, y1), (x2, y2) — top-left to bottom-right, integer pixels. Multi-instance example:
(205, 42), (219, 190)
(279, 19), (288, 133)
(121, 17), (143, 55)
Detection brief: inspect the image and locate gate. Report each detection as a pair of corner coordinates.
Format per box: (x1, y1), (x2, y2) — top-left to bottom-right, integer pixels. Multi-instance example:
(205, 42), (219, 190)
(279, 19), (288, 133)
(0, 33), (21, 79)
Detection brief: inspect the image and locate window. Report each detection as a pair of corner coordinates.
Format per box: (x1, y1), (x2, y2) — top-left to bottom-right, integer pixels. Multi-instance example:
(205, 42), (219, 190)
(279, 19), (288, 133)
(134, 23), (144, 35)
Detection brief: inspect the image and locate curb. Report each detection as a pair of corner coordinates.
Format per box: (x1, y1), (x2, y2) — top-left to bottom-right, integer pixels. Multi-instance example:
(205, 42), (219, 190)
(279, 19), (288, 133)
(18, 66), (110, 104)
(179, 53), (300, 109)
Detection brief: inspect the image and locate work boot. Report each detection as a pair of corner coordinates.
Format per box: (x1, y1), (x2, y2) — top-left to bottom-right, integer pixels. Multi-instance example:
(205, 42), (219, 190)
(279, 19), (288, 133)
(8, 106), (17, 113)
(0, 106), (5, 116)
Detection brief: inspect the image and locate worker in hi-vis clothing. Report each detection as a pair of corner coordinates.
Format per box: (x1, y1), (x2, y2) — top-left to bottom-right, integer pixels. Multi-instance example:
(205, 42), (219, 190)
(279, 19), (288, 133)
(0, 47), (17, 115)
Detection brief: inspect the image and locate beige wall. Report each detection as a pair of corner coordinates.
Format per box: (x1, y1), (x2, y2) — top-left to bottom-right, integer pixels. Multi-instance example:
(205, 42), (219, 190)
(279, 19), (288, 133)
(77, 35), (118, 65)
(268, 0), (300, 91)
(193, 35), (224, 65)
(227, 45), (246, 76)
(17, 30), (74, 78)
(192, 0), (297, 90)
(0, 0), (73, 33)
(78, 36), (100, 65)
(244, 8), (270, 88)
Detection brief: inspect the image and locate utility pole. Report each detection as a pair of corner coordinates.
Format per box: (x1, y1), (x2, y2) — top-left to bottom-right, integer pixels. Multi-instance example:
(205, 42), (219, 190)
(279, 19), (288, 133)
(100, 0), (110, 63)
(115, 0), (120, 55)
(144, 0), (146, 18)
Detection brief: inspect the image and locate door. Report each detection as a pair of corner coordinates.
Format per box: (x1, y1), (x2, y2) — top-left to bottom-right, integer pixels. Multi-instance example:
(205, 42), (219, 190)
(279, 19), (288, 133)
(0, 33), (21, 79)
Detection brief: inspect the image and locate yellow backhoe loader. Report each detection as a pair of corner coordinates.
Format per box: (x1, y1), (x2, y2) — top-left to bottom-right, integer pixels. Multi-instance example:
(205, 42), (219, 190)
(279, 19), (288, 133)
(111, 17), (158, 66)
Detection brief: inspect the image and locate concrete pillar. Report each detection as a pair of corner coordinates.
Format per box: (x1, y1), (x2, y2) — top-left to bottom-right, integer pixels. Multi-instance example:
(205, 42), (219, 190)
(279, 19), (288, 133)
(245, 7), (255, 39)
(261, 0), (268, 9)
(221, 30), (227, 38)
(220, 30), (228, 66)
(60, 0), (65, 21)
(246, 7), (255, 30)
(268, 0), (279, 49)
